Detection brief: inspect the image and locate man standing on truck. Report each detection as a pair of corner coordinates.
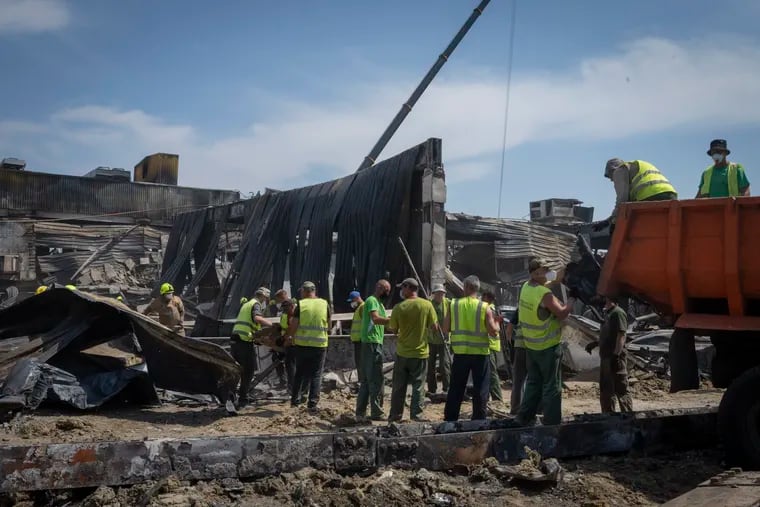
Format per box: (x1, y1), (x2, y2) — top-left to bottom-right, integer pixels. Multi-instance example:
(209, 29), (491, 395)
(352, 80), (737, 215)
(516, 259), (576, 426)
(356, 279), (392, 421)
(696, 139), (751, 198)
(427, 284), (451, 394)
(585, 296), (633, 413)
(595, 159), (677, 230)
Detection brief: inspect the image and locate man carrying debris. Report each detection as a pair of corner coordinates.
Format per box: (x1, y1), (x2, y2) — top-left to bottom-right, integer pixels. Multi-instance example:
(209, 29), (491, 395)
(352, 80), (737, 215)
(585, 296), (633, 413)
(426, 284), (451, 395)
(356, 279), (391, 421)
(387, 278), (438, 422)
(443, 275), (500, 421)
(482, 291), (507, 415)
(287, 281), (331, 412)
(596, 159), (677, 230)
(230, 287), (272, 407)
(143, 283), (185, 335)
(696, 139), (751, 198)
(348, 290), (365, 372)
(516, 260), (576, 426)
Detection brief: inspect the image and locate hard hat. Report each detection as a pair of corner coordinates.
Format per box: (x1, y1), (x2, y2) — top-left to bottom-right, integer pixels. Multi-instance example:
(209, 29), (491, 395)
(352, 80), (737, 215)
(240, 296), (249, 305)
(65, 284), (77, 291)
(116, 295), (123, 302)
(254, 287), (270, 298)
(35, 286), (48, 295)
(160, 283), (174, 295)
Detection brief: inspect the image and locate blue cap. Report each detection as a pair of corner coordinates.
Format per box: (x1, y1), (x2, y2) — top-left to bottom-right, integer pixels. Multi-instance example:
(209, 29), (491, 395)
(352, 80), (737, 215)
(346, 290), (361, 302)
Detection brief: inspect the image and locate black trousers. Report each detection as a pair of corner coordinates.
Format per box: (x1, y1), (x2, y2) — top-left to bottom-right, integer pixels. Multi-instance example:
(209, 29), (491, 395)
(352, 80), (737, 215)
(230, 335), (258, 402)
(291, 345), (327, 408)
(444, 354), (490, 421)
(273, 348), (296, 388)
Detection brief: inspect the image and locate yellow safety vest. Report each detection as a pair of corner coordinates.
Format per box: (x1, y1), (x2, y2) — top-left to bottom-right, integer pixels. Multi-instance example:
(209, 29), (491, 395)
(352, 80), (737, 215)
(279, 312), (289, 335)
(350, 302), (364, 343)
(700, 163), (740, 197)
(628, 160), (676, 202)
(294, 298), (330, 348)
(450, 296), (490, 356)
(487, 304), (501, 352)
(232, 300), (259, 342)
(518, 282), (561, 351)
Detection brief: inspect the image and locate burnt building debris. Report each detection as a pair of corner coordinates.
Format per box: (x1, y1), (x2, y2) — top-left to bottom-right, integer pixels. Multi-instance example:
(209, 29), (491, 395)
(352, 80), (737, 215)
(0, 156), (240, 303)
(159, 138), (447, 333)
(0, 288), (239, 413)
(529, 198), (594, 226)
(133, 153), (179, 186)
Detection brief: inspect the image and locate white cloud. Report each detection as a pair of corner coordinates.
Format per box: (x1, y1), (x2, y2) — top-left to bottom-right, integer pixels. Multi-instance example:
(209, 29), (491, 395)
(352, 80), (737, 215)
(2, 36), (760, 194)
(0, 0), (70, 34)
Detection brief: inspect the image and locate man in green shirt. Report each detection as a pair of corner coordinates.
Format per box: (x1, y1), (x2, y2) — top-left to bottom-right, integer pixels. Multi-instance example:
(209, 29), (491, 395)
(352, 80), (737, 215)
(388, 278), (439, 422)
(427, 284), (451, 394)
(696, 139), (750, 198)
(585, 296), (633, 413)
(355, 279), (391, 420)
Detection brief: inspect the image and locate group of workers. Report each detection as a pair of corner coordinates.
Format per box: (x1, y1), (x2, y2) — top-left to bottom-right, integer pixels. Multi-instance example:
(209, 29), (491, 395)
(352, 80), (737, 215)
(601, 139), (750, 229)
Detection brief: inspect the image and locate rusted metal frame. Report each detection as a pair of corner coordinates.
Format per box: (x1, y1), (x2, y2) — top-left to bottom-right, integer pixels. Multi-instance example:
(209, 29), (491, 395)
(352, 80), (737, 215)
(0, 408), (717, 492)
(723, 199), (744, 317)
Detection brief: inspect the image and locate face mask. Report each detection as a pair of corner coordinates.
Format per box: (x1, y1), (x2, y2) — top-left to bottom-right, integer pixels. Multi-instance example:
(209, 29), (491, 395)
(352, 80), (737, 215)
(398, 290), (406, 300)
(163, 294), (173, 301)
(350, 301), (358, 309)
(276, 302), (283, 310)
(545, 270), (557, 282)
(712, 153), (725, 163)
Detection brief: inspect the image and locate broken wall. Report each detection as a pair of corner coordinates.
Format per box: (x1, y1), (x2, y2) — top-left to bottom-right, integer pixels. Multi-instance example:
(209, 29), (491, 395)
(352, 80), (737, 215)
(160, 139), (446, 328)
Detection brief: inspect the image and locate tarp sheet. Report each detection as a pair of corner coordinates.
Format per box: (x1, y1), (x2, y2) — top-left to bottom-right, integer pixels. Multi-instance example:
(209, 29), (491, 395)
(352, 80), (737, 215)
(0, 289), (239, 412)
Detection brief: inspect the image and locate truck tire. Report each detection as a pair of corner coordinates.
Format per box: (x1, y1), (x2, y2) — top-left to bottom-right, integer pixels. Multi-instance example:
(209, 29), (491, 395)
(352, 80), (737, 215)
(669, 328), (699, 392)
(719, 365), (760, 469)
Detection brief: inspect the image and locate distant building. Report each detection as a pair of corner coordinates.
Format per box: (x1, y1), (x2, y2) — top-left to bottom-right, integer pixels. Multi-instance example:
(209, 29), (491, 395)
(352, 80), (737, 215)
(529, 198), (594, 226)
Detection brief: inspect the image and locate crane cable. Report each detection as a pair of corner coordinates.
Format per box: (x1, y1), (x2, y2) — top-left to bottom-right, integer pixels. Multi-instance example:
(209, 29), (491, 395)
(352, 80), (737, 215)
(497, 0), (518, 219)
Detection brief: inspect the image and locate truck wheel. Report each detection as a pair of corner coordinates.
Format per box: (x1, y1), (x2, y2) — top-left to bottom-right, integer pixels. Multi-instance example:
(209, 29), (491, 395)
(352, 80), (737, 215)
(669, 328), (699, 392)
(719, 365), (760, 469)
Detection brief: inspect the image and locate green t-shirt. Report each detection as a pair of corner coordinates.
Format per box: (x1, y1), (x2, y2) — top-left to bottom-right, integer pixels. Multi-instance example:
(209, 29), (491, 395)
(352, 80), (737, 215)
(361, 295), (386, 344)
(390, 297), (438, 359)
(698, 164), (750, 197)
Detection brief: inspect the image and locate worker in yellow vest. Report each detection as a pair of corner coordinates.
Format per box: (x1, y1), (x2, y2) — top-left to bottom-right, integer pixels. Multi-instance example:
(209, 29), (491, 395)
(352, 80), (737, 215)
(481, 291), (506, 415)
(508, 308), (527, 415)
(443, 275), (500, 421)
(696, 139), (750, 198)
(595, 158), (677, 231)
(427, 284), (451, 394)
(285, 281), (331, 412)
(516, 259), (576, 426)
(347, 290), (365, 373)
(230, 286), (272, 407)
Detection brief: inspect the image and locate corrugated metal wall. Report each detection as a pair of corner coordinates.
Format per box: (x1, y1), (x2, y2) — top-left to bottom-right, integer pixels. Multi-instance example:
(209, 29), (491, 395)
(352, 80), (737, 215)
(0, 170), (239, 224)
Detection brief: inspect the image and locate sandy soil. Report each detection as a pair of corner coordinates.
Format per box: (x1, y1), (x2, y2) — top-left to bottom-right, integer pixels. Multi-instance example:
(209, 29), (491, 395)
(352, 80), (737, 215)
(3, 449), (723, 506)
(0, 378), (724, 446)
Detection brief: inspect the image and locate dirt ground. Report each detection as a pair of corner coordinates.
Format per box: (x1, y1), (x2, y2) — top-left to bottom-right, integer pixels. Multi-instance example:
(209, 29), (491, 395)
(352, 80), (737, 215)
(0, 378), (724, 445)
(3, 448), (723, 506)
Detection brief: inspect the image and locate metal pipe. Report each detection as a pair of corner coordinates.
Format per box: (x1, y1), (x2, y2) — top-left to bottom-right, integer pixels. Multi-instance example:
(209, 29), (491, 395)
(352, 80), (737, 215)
(356, 0), (491, 172)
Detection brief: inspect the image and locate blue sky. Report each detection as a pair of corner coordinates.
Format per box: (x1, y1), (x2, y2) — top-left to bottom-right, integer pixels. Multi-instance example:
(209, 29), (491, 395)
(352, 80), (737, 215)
(1, 0), (759, 219)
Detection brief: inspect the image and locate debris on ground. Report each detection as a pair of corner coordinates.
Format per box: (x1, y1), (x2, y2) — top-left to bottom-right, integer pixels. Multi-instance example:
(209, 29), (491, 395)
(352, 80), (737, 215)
(490, 446), (565, 486)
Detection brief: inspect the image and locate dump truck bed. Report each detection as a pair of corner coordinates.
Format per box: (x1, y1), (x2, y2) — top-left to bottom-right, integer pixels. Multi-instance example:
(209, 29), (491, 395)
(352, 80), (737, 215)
(597, 197), (760, 331)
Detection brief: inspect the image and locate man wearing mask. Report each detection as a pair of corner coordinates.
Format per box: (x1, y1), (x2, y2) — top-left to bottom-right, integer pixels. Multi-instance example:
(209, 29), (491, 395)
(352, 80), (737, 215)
(586, 296), (633, 413)
(287, 281), (331, 412)
(696, 139), (750, 198)
(516, 259), (576, 426)
(427, 285), (451, 395)
(595, 158), (677, 231)
(143, 283), (185, 335)
(347, 291), (365, 373)
(230, 287), (272, 407)
(356, 279), (391, 421)
(443, 275), (501, 421)
(387, 278), (438, 422)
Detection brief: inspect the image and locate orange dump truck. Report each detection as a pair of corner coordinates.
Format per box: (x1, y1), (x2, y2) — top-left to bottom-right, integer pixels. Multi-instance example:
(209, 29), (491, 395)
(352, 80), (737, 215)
(598, 196), (760, 467)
